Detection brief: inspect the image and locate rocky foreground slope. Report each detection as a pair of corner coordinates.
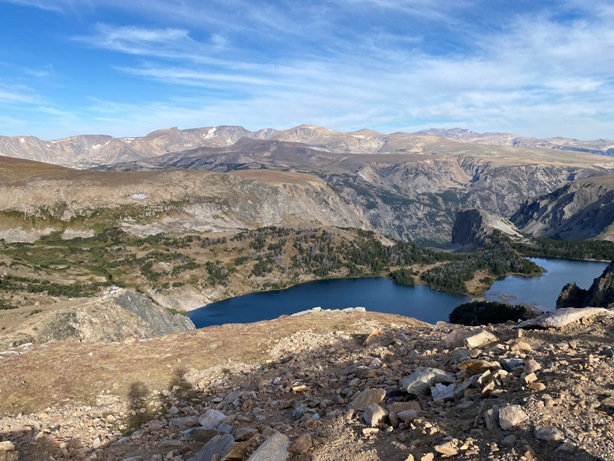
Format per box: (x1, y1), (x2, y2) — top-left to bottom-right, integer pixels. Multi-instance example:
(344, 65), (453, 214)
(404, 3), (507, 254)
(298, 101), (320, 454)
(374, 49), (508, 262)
(0, 308), (612, 461)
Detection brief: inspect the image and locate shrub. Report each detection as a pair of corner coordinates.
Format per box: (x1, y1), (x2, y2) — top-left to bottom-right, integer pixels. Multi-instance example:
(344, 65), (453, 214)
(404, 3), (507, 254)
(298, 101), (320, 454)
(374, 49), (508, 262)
(449, 301), (539, 326)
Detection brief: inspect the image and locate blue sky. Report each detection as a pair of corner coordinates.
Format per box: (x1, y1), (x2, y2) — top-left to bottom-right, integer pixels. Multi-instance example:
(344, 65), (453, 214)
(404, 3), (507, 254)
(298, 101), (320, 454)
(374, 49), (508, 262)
(0, 0), (613, 139)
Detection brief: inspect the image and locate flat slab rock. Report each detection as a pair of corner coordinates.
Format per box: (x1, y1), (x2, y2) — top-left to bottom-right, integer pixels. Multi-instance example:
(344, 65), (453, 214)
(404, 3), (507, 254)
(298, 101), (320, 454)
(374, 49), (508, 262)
(516, 307), (612, 329)
(349, 388), (386, 411)
(193, 433), (234, 461)
(247, 432), (290, 461)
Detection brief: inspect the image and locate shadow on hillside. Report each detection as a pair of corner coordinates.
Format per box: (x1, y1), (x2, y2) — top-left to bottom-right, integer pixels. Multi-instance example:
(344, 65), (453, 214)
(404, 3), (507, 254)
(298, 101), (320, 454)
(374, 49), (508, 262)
(0, 331), (608, 461)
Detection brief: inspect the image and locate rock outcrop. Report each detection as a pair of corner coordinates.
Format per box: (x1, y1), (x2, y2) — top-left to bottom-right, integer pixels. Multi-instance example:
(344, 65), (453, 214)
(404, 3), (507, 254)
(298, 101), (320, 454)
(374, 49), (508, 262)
(451, 208), (523, 247)
(7, 288), (195, 346)
(556, 259), (614, 308)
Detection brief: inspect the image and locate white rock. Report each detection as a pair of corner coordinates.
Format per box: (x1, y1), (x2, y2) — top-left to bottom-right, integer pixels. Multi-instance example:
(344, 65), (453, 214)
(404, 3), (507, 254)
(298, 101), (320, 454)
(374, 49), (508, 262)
(498, 405), (528, 430)
(463, 329), (498, 349)
(401, 367), (455, 396)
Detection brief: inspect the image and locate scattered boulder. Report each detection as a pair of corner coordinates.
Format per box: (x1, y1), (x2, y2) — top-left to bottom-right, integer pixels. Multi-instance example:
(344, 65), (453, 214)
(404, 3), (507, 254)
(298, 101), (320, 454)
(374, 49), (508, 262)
(434, 440), (459, 457)
(0, 441), (17, 461)
(535, 426), (564, 442)
(524, 359), (541, 374)
(223, 441), (251, 461)
(199, 409), (227, 430)
(234, 427), (259, 442)
(459, 359), (501, 375)
(362, 403), (388, 427)
(182, 427), (221, 443)
(289, 433), (313, 454)
(349, 388), (386, 411)
(498, 405), (529, 430)
(401, 367), (455, 396)
(431, 383), (455, 402)
(500, 358), (525, 372)
(445, 328), (497, 349)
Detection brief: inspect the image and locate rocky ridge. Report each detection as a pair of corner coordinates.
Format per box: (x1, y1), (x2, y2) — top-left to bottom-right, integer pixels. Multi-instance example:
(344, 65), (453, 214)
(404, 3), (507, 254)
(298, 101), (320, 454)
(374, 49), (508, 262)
(557, 259), (614, 309)
(415, 128), (614, 157)
(3, 126), (614, 244)
(3, 125), (614, 169)
(0, 308), (612, 460)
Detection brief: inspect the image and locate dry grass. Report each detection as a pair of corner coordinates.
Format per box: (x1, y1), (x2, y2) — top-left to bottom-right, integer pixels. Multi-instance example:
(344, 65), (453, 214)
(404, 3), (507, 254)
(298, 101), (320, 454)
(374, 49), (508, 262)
(0, 311), (427, 415)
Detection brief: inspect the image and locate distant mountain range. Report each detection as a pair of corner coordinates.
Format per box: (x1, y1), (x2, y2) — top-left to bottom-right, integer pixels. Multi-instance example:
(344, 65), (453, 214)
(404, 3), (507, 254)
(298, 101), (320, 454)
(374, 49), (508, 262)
(1, 125), (613, 169)
(415, 128), (614, 156)
(1, 124), (613, 244)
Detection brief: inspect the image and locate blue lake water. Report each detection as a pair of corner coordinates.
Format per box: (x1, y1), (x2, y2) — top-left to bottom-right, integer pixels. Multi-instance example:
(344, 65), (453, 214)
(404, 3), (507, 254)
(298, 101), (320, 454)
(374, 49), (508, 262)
(188, 277), (469, 327)
(187, 258), (607, 328)
(484, 257), (607, 310)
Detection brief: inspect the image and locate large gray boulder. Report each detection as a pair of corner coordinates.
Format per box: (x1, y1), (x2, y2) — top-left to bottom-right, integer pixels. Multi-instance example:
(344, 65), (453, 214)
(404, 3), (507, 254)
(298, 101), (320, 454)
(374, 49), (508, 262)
(516, 307), (612, 329)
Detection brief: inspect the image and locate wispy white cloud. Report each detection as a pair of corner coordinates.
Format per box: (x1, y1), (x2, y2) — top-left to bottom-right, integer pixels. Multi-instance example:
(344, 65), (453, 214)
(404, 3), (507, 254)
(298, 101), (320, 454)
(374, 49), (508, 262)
(1, 0), (64, 12)
(3, 0), (614, 139)
(0, 83), (41, 104)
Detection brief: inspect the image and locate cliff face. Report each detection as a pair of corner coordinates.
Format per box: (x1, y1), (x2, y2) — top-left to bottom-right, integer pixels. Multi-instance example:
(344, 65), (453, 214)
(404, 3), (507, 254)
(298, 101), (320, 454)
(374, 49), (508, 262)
(557, 259), (614, 308)
(512, 176), (614, 241)
(110, 138), (614, 244)
(451, 208), (523, 247)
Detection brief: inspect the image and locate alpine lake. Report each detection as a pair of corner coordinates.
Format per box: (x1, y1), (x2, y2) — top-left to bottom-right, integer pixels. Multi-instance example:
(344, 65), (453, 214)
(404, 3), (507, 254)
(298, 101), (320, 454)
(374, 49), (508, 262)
(188, 258), (607, 328)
